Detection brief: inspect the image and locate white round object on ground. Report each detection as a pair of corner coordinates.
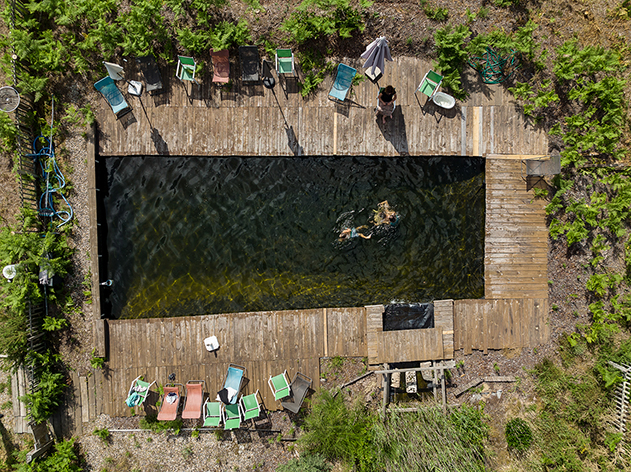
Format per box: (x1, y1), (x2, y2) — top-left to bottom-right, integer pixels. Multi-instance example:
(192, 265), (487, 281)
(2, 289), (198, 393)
(2, 264), (17, 280)
(204, 336), (219, 352)
(432, 91), (456, 109)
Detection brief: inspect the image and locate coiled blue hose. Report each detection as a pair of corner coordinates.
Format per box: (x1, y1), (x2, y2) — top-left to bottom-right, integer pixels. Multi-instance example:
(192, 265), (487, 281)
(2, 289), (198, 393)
(29, 135), (73, 227)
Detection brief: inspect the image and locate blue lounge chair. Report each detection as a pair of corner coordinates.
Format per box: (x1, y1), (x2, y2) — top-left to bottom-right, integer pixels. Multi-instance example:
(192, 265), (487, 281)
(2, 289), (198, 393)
(223, 364), (246, 404)
(94, 76), (131, 118)
(328, 64), (357, 102)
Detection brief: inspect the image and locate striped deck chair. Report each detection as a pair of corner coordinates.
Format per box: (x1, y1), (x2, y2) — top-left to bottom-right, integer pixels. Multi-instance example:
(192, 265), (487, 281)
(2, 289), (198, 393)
(125, 375), (155, 408)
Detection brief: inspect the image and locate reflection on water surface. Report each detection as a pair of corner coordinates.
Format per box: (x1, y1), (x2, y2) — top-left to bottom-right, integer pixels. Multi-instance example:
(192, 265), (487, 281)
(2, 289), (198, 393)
(100, 156), (485, 319)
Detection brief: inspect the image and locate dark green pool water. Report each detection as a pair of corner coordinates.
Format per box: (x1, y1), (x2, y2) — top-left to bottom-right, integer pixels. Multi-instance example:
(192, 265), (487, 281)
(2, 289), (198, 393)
(100, 157), (484, 319)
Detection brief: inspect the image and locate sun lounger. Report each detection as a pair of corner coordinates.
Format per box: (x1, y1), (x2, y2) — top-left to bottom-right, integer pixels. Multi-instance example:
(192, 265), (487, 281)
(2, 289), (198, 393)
(240, 390), (262, 421)
(328, 63), (357, 102)
(211, 49), (230, 84)
(281, 372), (312, 414)
(220, 364), (246, 404)
(203, 400), (223, 427)
(268, 370), (291, 401)
(94, 76), (131, 119)
(239, 46), (260, 83)
(223, 403), (241, 430)
(136, 55), (164, 94)
(182, 380), (205, 419)
(125, 375), (155, 408)
(157, 384), (182, 421)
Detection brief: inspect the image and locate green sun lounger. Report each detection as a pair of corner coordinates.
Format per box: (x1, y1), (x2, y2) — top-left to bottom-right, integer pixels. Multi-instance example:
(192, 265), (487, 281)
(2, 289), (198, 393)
(223, 403), (241, 430)
(240, 390), (262, 421)
(203, 400), (222, 427)
(268, 370), (291, 401)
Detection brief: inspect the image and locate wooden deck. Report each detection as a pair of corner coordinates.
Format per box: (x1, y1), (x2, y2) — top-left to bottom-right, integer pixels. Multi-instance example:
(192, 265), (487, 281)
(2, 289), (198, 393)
(101, 308), (366, 418)
(95, 56), (547, 157)
(485, 158), (549, 299)
(34, 56), (552, 435)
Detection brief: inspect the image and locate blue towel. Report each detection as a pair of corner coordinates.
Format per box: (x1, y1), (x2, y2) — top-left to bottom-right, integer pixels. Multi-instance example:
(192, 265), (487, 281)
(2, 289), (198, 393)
(125, 391), (140, 407)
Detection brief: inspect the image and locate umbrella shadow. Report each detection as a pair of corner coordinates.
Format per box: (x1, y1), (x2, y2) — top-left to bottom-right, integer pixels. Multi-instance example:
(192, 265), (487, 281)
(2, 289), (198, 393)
(376, 107), (409, 155)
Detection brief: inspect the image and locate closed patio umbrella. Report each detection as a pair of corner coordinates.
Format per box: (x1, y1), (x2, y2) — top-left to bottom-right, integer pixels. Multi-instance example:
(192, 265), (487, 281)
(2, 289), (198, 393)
(361, 37), (393, 76)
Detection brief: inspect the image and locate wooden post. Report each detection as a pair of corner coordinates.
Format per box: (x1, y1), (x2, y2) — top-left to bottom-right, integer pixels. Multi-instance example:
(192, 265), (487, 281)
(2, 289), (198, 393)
(432, 362), (437, 401)
(323, 308), (328, 358)
(382, 363), (389, 416)
(441, 366), (446, 414)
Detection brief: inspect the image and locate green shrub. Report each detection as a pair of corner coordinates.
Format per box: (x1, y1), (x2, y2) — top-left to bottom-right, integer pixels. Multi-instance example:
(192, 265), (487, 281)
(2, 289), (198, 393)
(140, 414), (182, 435)
(117, 0), (170, 56)
(505, 418), (533, 452)
(424, 4), (449, 21)
(13, 438), (81, 472)
(93, 427), (110, 443)
(494, 0), (519, 6)
(90, 349), (105, 369)
(209, 20), (252, 52)
(433, 25), (471, 99)
(19, 369), (65, 424)
(282, 0), (369, 44)
(277, 453), (331, 472)
(42, 316), (69, 332)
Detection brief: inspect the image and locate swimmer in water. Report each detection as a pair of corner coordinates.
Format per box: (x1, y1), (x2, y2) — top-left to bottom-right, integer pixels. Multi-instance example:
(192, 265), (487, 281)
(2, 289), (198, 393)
(339, 225), (371, 241)
(373, 201), (399, 226)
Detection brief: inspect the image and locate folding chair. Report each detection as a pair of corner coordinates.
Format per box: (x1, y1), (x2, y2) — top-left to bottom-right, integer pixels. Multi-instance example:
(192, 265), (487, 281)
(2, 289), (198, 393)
(223, 403), (241, 430)
(176, 56), (198, 84)
(275, 49), (295, 76)
(416, 70), (443, 101)
(182, 380), (205, 419)
(125, 375), (156, 408)
(521, 151), (561, 182)
(94, 76), (131, 119)
(203, 400), (223, 427)
(240, 390), (262, 421)
(328, 63), (357, 102)
(239, 46), (260, 83)
(268, 370), (291, 401)
(211, 49), (230, 84)
(222, 364), (246, 404)
(136, 55), (164, 94)
(281, 372), (312, 414)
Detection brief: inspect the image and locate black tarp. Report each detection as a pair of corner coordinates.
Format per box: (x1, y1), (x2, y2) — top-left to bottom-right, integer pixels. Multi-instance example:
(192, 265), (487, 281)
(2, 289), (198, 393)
(383, 303), (434, 331)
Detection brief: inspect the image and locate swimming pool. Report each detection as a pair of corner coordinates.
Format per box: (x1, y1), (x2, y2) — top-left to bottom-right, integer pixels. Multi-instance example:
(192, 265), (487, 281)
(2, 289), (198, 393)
(97, 156), (485, 319)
